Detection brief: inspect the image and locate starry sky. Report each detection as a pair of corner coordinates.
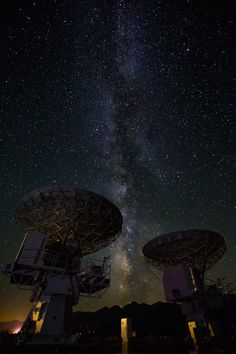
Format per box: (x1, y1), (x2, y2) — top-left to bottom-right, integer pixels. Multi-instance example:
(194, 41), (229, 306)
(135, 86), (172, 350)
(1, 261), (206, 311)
(0, 0), (235, 322)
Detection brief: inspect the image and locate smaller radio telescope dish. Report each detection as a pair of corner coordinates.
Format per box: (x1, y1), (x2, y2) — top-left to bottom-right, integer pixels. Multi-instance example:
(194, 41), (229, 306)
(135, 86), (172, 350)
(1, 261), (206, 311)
(143, 229), (226, 273)
(16, 186), (123, 256)
(143, 229), (227, 345)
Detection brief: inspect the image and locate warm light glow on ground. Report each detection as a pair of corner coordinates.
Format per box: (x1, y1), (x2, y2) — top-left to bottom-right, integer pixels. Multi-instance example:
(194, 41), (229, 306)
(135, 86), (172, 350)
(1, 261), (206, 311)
(12, 326), (22, 334)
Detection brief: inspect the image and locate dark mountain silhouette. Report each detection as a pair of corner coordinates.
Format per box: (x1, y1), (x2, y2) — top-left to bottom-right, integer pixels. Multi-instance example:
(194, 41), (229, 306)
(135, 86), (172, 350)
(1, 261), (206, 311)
(72, 301), (187, 337)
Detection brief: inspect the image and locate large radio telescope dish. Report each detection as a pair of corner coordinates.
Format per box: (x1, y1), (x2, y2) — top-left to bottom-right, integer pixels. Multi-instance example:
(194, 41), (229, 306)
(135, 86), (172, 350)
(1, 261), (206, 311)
(143, 230), (226, 272)
(16, 186), (123, 256)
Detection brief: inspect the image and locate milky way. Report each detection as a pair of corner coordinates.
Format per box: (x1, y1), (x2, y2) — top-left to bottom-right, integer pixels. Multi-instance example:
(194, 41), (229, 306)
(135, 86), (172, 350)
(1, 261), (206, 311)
(96, 0), (156, 302)
(0, 0), (235, 320)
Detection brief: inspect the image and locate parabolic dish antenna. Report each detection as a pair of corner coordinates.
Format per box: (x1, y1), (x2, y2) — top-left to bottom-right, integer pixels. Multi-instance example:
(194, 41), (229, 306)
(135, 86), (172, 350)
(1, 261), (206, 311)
(143, 229), (227, 345)
(16, 186), (123, 256)
(143, 229), (226, 272)
(5, 186), (123, 345)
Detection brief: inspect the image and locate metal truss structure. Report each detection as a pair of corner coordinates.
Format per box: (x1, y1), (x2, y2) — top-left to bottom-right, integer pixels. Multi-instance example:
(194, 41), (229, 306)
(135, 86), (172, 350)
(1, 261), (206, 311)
(16, 186), (123, 256)
(143, 229), (227, 348)
(143, 229), (226, 275)
(4, 186), (123, 345)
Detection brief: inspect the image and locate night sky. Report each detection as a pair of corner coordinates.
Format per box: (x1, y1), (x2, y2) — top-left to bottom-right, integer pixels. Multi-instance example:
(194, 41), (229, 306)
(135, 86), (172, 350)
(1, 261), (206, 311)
(0, 0), (235, 322)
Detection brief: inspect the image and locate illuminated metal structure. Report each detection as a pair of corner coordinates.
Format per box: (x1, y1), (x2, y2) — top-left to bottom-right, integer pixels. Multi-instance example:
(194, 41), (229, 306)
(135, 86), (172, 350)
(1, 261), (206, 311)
(143, 230), (226, 344)
(4, 186), (122, 345)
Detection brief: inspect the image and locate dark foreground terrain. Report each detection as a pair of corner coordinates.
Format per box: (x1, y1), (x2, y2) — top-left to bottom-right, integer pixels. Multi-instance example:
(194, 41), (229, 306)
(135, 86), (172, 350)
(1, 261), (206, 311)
(0, 337), (235, 354)
(1, 296), (235, 354)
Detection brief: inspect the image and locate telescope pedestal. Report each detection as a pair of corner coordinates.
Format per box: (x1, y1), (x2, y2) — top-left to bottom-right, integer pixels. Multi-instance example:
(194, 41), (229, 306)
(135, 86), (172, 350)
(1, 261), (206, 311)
(20, 276), (76, 345)
(163, 263), (214, 346)
(3, 230), (113, 345)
